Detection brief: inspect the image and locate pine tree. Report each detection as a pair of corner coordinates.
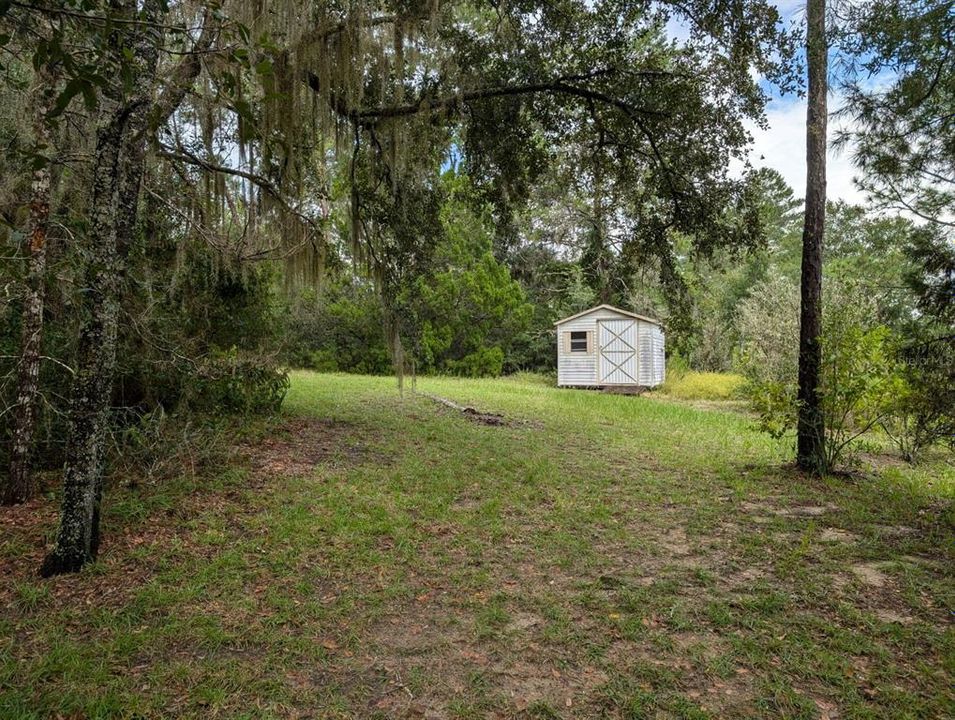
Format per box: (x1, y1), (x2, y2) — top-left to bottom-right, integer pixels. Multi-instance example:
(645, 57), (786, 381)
(796, 0), (828, 474)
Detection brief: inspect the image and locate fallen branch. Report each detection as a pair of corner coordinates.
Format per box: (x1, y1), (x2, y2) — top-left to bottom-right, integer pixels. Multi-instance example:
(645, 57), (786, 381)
(419, 393), (506, 426)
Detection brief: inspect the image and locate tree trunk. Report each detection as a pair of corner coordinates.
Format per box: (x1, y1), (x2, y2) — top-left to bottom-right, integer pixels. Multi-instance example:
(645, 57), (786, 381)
(40, 4), (162, 576)
(586, 143), (612, 304)
(40, 4), (213, 575)
(796, 0), (828, 473)
(594, 157), (610, 304)
(5, 75), (55, 505)
(39, 107), (128, 576)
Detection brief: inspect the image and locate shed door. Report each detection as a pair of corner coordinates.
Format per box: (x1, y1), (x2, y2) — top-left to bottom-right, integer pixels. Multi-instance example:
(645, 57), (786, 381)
(597, 319), (638, 384)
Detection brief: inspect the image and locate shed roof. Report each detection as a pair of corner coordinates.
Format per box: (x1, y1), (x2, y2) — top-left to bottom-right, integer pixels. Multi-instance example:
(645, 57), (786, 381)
(553, 304), (663, 327)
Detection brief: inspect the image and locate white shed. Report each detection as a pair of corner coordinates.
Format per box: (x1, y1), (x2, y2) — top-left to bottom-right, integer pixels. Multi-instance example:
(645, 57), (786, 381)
(555, 304), (665, 388)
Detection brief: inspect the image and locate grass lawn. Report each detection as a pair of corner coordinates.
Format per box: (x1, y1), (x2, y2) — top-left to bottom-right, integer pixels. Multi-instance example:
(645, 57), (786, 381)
(1, 372), (953, 719)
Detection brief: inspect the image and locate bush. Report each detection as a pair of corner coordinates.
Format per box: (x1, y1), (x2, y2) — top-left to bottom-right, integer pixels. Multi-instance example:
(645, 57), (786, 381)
(301, 349), (341, 373)
(737, 277), (898, 468)
(665, 350), (691, 381)
(818, 321), (895, 468)
(111, 407), (230, 487)
(736, 276), (800, 385)
(880, 334), (955, 462)
(397, 182), (533, 375)
(445, 346), (505, 377)
(188, 350), (289, 415)
(283, 282), (393, 375)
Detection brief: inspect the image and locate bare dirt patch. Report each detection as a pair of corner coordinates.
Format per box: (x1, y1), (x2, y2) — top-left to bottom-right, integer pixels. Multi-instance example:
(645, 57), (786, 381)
(606, 637), (756, 716)
(659, 526), (693, 556)
(775, 503), (840, 518)
(873, 608), (914, 625)
(670, 630), (730, 660)
(498, 661), (609, 712)
(819, 528), (858, 543)
(506, 612), (544, 633)
(814, 696), (842, 720)
(238, 416), (369, 478)
(877, 525), (918, 538)
(738, 497), (840, 520)
(851, 562), (891, 588)
(720, 565), (767, 590)
(698, 671), (757, 716)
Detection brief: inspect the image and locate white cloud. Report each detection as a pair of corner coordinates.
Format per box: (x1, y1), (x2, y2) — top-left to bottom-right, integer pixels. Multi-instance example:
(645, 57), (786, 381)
(735, 95), (866, 204)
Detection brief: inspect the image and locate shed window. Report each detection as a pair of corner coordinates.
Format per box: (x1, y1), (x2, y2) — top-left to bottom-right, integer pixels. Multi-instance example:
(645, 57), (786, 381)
(569, 331), (588, 352)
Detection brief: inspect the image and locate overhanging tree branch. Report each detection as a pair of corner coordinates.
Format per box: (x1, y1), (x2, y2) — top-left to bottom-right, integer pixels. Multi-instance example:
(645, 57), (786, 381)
(155, 144), (327, 234)
(304, 69), (673, 125)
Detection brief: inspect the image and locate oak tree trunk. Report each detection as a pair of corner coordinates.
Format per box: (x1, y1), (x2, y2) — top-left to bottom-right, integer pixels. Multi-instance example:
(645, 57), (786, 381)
(40, 4), (162, 576)
(796, 0), (828, 474)
(5, 74), (55, 505)
(39, 108), (128, 576)
(39, 4), (213, 575)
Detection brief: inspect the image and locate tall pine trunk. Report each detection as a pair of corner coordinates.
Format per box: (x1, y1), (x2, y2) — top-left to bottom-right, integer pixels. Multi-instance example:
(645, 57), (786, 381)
(796, 0), (828, 473)
(5, 73), (55, 505)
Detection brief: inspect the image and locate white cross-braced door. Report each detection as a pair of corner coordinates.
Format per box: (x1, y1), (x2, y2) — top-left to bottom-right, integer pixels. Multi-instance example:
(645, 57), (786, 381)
(597, 319), (638, 384)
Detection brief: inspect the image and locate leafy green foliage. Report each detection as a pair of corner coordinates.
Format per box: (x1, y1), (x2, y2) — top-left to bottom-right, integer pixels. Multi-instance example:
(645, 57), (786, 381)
(818, 313), (896, 469)
(904, 226), (955, 326)
(282, 176), (531, 377)
(880, 332), (955, 463)
(188, 349), (289, 415)
(396, 175), (533, 376)
(738, 278), (905, 468)
(282, 280), (392, 375)
(838, 0), (955, 230)
(505, 245), (598, 372)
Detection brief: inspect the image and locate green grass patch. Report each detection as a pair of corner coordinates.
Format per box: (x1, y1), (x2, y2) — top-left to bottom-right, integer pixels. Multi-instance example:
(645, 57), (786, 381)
(661, 370), (747, 400)
(1, 372), (951, 718)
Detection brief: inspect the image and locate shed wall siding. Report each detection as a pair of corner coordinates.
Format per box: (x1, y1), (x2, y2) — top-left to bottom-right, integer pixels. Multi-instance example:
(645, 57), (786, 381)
(557, 316), (598, 386)
(638, 321), (654, 385)
(651, 324), (666, 386)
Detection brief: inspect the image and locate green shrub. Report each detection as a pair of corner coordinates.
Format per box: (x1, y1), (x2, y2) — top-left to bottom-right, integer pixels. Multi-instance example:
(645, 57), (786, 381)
(283, 281), (393, 375)
(879, 334), (955, 462)
(188, 350), (289, 415)
(818, 323), (896, 468)
(737, 277), (899, 469)
(303, 349), (340, 373)
(445, 346), (505, 377)
(112, 407), (229, 485)
(666, 350), (691, 381)
(397, 178), (533, 376)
